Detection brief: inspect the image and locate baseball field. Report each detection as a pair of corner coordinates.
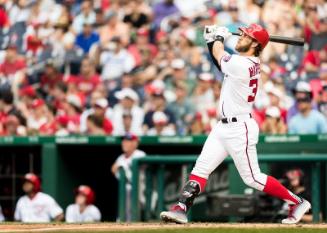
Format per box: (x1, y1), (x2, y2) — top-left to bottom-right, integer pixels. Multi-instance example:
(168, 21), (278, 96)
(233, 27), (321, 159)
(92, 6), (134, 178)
(0, 223), (327, 233)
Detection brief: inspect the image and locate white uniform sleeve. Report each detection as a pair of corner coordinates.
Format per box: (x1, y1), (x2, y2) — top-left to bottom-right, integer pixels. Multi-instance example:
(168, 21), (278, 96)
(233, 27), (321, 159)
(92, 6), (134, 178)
(88, 206), (101, 222)
(14, 198), (22, 221)
(220, 54), (249, 79)
(47, 196), (63, 219)
(0, 205), (5, 222)
(65, 205), (75, 223)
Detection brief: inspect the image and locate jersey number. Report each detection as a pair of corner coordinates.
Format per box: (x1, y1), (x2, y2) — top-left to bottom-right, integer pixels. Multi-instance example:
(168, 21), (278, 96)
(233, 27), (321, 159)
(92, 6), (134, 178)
(247, 79), (258, 102)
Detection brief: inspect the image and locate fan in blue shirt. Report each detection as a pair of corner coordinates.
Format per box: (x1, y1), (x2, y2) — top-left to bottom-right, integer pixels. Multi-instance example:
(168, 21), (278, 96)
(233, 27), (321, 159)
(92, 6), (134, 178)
(75, 23), (99, 54)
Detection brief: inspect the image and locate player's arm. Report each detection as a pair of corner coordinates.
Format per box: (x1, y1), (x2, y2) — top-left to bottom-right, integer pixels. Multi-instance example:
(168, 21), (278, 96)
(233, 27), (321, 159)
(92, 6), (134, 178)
(204, 26), (231, 71)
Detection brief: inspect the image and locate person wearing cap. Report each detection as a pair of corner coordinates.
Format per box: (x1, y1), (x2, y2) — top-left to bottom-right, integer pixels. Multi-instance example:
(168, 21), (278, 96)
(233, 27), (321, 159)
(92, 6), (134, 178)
(111, 133), (146, 221)
(261, 106), (287, 134)
(287, 82), (318, 122)
(128, 28), (158, 67)
(14, 173), (64, 222)
(143, 91), (176, 133)
(112, 88), (144, 136)
(72, 0), (96, 34)
(85, 98), (113, 135)
(75, 22), (100, 54)
(288, 83), (327, 134)
(65, 185), (101, 223)
(147, 111), (176, 136)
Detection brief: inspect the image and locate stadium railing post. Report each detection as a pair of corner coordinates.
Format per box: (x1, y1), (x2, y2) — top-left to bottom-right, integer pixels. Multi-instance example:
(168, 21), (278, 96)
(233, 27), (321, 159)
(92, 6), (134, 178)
(145, 168), (153, 221)
(118, 167), (126, 222)
(131, 159), (140, 221)
(311, 162), (321, 222)
(156, 165), (165, 217)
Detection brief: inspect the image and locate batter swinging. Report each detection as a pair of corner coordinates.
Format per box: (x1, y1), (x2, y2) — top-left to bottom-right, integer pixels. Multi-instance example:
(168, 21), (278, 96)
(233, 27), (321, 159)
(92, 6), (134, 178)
(160, 24), (311, 224)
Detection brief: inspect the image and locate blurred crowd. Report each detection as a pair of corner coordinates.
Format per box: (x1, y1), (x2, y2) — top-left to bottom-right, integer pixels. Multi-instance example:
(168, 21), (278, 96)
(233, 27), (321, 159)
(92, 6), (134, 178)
(0, 0), (327, 136)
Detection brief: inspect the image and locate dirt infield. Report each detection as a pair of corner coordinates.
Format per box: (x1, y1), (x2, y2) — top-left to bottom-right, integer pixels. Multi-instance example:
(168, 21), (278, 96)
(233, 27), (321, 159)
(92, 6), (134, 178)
(0, 223), (327, 233)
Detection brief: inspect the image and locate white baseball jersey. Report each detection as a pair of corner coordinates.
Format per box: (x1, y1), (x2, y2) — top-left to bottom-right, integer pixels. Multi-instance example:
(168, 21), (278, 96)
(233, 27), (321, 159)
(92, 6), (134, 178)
(14, 192), (63, 223)
(65, 204), (101, 223)
(219, 53), (260, 117)
(114, 149), (146, 184)
(0, 205), (4, 222)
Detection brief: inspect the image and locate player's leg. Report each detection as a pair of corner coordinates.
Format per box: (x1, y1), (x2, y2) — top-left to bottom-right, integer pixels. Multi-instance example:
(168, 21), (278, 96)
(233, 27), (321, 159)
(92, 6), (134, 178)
(160, 124), (228, 223)
(226, 119), (311, 224)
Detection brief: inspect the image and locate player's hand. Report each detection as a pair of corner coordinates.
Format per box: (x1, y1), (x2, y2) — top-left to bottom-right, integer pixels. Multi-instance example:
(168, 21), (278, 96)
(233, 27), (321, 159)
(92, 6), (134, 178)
(203, 25), (219, 43)
(214, 27), (232, 42)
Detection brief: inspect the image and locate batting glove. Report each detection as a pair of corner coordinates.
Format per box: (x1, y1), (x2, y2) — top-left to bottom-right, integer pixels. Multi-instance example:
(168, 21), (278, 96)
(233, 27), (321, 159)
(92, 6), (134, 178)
(214, 26), (232, 43)
(203, 25), (219, 43)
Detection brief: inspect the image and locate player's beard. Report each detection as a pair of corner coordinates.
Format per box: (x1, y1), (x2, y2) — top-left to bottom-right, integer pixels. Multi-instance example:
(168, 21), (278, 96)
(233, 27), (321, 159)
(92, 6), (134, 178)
(235, 41), (252, 53)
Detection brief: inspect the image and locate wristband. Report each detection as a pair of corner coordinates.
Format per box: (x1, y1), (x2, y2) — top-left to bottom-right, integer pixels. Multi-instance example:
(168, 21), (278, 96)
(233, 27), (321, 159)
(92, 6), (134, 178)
(214, 35), (224, 43)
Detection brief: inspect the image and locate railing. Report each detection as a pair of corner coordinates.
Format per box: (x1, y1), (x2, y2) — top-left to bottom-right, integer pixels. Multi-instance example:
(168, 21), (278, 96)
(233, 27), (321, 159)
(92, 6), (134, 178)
(117, 154), (327, 223)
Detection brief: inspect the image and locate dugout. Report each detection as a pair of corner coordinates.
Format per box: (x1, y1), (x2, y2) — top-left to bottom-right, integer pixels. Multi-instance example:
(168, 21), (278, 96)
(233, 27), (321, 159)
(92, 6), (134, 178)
(0, 134), (326, 221)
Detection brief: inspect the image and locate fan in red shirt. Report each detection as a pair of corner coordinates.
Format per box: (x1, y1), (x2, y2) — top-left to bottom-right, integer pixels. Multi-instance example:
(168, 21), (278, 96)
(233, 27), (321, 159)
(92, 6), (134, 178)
(128, 28), (158, 67)
(300, 46), (327, 75)
(0, 45), (26, 78)
(40, 62), (63, 92)
(67, 58), (101, 96)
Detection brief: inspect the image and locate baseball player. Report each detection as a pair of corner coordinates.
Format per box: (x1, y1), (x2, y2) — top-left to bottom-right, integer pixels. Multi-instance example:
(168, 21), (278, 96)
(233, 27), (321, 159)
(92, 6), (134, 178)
(111, 133), (146, 222)
(160, 24), (311, 224)
(14, 173), (64, 222)
(65, 185), (101, 223)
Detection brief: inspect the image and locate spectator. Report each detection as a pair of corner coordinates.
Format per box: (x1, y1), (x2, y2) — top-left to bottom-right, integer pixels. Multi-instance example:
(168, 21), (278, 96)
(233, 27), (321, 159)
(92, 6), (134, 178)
(112, 88), (144, 136)
(85, 98), (113, 135)
(99, 11), (130, 46)
(66, 185), (101, 223)
(188, 112), (205, 135)
(40, 61), (63, 94)
(100, 37), (135, 82)
(168, 82), (194, 135)
(128, 28), (158, 67)
(14, 173), (64, 222)
(288, 87), (327, 134)
(261, 106), (287, 134)
(147, 111), (176, 136)
(192, 73), (215, 113)
(0, 45), (26, 79)
(111, 133), (146, 222)
(143, 91), (175, 133)
(152, 0), (180, 29)
(75, 23), (100, 54)
(72, 0), (96, 34)
(123, 0), (149, 29)
(72, 57), (101, 96)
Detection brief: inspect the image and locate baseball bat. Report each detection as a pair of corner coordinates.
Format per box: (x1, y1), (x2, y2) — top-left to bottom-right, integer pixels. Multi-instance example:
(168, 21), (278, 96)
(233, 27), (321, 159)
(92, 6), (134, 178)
(231, 32), (305, 46)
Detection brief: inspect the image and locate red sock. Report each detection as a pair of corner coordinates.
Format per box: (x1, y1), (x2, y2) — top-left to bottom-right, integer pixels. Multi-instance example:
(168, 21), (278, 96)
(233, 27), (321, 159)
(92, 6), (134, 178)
(189, 174), (207, 192)
(263, 176), (301, 205)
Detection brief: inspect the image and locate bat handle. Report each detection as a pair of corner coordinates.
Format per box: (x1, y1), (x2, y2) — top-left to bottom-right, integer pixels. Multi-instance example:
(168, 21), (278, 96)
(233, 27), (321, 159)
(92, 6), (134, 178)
(232, 32), (241, 36)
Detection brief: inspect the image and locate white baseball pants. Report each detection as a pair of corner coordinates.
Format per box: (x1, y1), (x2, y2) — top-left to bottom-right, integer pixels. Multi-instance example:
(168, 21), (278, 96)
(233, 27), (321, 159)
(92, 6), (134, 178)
(192, 118), (267, 191)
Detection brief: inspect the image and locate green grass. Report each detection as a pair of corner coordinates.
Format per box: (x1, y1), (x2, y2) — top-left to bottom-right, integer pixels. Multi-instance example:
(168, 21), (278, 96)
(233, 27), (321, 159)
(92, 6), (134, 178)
(9, 228), (327, 233)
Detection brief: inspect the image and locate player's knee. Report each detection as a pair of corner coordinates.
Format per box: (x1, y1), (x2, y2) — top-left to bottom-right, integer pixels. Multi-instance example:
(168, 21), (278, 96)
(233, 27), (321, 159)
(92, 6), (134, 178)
(242, 175), (264, 191)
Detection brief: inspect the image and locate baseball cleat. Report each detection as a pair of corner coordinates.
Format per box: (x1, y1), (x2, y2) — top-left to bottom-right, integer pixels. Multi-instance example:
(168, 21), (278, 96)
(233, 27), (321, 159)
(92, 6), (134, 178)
(160, 205), (188, 224)
(281, 199), (311, 224)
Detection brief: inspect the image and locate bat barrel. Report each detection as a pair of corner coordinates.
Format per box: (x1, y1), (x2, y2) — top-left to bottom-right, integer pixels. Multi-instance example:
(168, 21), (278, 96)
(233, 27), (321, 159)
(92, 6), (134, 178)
(231, 32), (305, 46)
